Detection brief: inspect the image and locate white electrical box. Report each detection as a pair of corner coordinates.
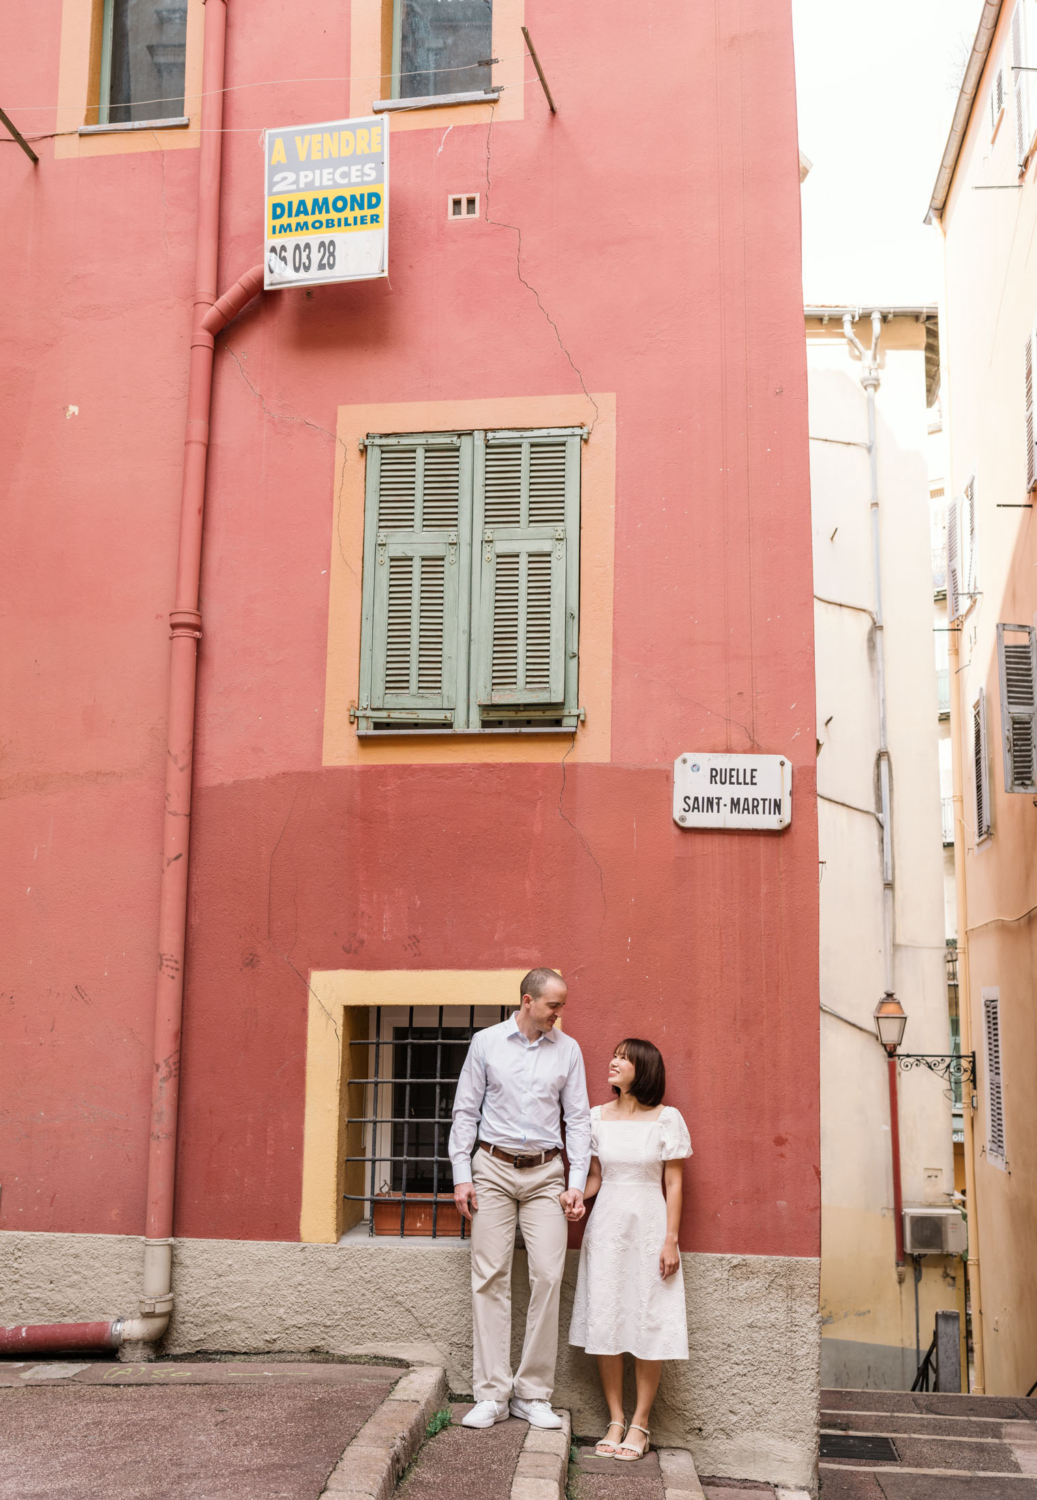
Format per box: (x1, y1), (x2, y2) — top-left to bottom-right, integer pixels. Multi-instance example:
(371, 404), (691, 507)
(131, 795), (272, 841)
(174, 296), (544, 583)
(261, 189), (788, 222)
(903, 1208), (967, 1256)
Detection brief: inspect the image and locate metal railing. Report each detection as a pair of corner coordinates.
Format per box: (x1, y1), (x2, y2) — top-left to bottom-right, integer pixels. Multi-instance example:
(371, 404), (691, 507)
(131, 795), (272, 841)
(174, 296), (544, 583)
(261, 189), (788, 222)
(344, 1004), (509, 1238)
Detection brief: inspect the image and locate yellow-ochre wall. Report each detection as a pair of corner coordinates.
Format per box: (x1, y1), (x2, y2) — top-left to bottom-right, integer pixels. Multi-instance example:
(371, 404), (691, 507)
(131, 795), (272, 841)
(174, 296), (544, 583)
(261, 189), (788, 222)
(938, 0), (1037, 1396)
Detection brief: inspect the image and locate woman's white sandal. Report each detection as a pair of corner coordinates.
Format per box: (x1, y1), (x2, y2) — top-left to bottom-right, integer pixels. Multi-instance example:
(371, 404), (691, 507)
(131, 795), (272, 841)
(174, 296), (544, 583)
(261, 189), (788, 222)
(594, 1420), (626, 1456)
(613, 1423), (650, 1461)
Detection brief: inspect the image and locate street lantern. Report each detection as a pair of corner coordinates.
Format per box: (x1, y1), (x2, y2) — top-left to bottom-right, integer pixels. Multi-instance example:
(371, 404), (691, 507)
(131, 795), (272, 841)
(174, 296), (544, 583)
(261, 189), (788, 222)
(874, 993), (908, 1055)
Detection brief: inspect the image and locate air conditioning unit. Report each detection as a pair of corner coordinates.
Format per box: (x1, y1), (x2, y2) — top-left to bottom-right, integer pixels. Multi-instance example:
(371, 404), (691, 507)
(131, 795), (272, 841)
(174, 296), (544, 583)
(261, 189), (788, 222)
(903, 1208), (967, 1255)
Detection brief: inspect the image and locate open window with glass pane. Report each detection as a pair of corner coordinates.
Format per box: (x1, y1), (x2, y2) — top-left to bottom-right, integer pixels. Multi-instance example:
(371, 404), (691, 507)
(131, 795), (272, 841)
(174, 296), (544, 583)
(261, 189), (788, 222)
(346, 1004), (512, 1236)
(394, 0), (493, 99)
(98, 0), (188, 125)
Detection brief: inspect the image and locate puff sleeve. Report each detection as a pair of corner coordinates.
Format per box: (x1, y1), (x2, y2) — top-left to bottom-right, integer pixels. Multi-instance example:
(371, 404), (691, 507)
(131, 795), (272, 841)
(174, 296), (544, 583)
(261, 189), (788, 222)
(659, 1106), (692, 1160)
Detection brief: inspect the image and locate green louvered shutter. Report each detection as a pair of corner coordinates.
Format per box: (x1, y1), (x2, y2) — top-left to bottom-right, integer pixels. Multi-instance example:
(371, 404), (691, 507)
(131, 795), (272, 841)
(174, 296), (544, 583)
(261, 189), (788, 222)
(473, 430), (580, 714)
(359, 435), (471, 726)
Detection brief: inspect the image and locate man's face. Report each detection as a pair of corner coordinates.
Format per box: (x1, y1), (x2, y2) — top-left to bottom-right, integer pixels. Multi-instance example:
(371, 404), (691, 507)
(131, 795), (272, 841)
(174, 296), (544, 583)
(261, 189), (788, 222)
(523, 976), (567, 1032)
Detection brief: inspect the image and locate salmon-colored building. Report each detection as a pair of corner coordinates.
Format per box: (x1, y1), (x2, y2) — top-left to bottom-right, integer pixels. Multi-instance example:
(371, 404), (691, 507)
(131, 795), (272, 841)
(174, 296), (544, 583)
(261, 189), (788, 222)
(1, 0), (820, 1484)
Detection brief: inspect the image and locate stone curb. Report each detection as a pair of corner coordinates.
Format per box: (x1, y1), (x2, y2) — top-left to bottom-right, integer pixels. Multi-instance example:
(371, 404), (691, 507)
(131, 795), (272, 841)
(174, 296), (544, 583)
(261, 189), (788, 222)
(320, 1364), (448, 1499)
(658, 1446), (706, 1500)
(510, 1410), (571, 1500)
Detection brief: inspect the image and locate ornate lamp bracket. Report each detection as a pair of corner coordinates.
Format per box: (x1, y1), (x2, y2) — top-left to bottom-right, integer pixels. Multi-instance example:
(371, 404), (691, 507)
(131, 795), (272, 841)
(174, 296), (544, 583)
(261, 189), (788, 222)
(897, 1052), (976, 1086)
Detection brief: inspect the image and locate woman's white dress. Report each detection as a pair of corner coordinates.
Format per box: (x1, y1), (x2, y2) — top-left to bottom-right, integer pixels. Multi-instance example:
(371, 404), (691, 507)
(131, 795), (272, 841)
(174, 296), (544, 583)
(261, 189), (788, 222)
(568, 1104), (693, 1360)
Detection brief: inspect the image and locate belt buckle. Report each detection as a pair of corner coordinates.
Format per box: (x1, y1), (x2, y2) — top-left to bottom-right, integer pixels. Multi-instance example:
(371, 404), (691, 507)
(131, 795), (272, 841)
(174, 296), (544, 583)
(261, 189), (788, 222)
(515, 1152), (534, 1169)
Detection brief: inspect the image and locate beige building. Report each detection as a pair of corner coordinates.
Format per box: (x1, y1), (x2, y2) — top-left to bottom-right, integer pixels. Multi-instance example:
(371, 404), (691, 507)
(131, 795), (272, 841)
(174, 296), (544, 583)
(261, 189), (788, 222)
(928, 0), (1037, 1398)
(808, 310), (967, 1388)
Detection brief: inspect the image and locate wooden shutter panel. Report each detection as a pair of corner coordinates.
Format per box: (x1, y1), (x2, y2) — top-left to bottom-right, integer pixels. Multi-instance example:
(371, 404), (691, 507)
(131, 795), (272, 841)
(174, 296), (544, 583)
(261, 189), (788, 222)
(474, 432), (579, 710)
(963, 475), (976, 602)
(974, 689), (991, 837)
(947, 498), (961, 620)
(983, 990), (1006, 1164)
(997, 623), (1037, 791)
(1026, 329), (1037, 491)
(360, 436), (469, 724)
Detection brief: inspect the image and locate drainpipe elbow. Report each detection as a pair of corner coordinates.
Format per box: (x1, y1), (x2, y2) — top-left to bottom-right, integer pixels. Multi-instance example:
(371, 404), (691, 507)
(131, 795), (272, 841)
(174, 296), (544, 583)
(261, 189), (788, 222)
(201, 263), (265, 338)
(113, 1312), (172, 1348)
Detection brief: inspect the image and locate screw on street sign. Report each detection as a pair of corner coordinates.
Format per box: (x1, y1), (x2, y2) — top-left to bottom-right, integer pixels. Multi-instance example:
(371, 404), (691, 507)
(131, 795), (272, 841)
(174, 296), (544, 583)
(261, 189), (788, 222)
(673, 753), (792, 831)
(264, 116), (388, 290)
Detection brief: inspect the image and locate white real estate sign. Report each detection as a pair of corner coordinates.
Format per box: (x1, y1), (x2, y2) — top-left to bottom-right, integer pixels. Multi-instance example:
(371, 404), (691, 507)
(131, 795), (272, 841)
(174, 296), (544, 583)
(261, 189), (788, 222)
(264, 115), (388, 290)
(673, 753), (792, 831)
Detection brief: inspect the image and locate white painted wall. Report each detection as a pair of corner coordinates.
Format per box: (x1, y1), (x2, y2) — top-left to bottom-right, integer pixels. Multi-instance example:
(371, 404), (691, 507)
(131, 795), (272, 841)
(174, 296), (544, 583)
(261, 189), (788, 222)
(809, 318), (964, 1388)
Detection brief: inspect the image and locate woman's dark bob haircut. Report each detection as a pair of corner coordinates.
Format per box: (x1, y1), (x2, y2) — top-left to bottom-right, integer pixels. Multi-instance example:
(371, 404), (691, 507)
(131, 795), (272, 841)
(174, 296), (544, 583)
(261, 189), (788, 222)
(612, 1038), (666, 1108)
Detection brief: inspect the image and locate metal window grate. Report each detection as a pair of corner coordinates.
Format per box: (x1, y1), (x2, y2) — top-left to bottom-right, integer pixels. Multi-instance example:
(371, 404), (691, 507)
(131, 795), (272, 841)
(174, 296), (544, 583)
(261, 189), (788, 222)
(344, 1004), (510, 1237)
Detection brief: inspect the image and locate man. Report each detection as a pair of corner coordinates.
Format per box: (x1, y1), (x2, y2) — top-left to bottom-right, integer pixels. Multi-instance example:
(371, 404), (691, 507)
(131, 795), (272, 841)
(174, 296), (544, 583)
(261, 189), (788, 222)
(449, 968), (591, 1430)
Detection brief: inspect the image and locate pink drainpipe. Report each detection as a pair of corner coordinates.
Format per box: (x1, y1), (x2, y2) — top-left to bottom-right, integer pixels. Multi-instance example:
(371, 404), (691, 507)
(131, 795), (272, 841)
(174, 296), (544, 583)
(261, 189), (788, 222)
(0, 0), (263, 1358)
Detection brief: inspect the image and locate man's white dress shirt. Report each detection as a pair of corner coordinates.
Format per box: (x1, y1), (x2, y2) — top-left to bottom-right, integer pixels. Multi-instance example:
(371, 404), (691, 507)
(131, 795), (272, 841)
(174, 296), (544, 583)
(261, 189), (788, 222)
(449, 1014), (591, 1191)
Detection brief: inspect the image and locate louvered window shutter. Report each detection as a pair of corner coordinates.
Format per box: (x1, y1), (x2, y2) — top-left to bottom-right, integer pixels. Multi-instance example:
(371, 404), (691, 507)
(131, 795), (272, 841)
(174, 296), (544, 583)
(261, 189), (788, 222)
(974, 689), (992, 837)
(997, 623), (1037, 791)
(358, 435), (471, 727)
(947, 498), (961, 620)
(963, 475), (977, 602)
(983, 990), (1006, 1165)
(1015, 6), (1031, 165)
(473, 430), (580, 715)
(1027, 329), (1037, 491)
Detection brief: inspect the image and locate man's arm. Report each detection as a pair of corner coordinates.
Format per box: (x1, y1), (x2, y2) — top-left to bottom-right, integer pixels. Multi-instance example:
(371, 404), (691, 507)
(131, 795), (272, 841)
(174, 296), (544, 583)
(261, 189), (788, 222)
(449, 1034), (486, 1217)
(559, 1043), (591, 1220)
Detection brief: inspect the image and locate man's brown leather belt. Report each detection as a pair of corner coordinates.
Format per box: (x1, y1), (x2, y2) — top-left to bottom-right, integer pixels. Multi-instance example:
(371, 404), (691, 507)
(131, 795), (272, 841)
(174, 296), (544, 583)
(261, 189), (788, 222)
(479, 1142), (562, 1170)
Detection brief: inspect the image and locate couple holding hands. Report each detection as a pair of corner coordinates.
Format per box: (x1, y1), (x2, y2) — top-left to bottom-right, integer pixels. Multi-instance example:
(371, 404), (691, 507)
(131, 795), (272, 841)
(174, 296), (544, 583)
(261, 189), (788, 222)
(449, 968), (692, 1462)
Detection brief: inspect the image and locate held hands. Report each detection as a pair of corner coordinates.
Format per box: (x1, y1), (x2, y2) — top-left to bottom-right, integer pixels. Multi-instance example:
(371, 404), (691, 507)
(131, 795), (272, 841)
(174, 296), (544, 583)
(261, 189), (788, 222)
(559, 1187), (585, 1222)
(659, 1233), (680, 1279)
(454, 1183), (479, 1221)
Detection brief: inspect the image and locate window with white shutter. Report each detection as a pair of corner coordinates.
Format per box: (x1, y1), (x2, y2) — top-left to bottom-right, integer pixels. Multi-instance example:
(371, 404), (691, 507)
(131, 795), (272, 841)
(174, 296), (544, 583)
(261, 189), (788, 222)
(947, 497), (961, 620)
(962, 475), (977, 606)
(1013, 4), (1033, 166)
(974, 688), (992, 838)
(982, 988), (1006, 1168)
(356, 426), (582, 733)
(997, 623), (1037, 791)
(993, 52), (1006, 133)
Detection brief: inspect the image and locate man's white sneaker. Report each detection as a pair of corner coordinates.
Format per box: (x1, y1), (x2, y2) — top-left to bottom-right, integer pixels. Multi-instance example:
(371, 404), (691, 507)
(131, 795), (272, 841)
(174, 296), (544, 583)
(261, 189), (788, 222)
(509, 1398), (564, 1429)
(461, 1400), (510, 1428)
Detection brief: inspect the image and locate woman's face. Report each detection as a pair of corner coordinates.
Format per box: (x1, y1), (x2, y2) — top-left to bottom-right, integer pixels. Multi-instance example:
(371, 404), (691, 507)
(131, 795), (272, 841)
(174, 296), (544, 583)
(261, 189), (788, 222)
(608, 1048), (635, 1093)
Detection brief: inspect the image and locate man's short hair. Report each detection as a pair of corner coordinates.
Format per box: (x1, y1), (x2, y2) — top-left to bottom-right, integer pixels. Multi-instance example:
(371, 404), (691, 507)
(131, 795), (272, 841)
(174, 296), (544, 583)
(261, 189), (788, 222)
(520, 967), (564, 1002)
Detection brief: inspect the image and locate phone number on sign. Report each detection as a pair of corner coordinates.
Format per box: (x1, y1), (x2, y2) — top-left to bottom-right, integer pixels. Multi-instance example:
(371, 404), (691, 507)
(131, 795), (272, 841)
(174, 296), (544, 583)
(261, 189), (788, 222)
(269, 239), (338, 275)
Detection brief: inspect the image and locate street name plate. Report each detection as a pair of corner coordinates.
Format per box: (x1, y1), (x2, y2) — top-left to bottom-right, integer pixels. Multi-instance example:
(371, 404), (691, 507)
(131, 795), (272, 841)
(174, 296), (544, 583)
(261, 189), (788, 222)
(673, 753), (792, 831)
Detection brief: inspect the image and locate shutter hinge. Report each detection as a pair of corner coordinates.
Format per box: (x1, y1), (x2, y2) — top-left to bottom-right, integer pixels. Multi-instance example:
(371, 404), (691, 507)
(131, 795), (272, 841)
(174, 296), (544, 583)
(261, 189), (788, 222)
(483, 528), (494, 561)
(358, 437), (367, 451)
(377, 532), (387, 565)
(554, 525), (565, 559)
(449, 531), (458, 564)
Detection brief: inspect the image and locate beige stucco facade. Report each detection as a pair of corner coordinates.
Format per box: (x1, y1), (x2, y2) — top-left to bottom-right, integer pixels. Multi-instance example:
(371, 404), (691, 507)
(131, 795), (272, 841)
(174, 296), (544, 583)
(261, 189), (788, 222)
(808, 316), (966, 1389)
(933, 0), (1037, 1398)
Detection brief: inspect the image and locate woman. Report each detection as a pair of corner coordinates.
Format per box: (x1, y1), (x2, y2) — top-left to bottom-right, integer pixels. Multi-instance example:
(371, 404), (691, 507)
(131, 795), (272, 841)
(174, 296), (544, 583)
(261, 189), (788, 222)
(567, 1037), (692, 1462)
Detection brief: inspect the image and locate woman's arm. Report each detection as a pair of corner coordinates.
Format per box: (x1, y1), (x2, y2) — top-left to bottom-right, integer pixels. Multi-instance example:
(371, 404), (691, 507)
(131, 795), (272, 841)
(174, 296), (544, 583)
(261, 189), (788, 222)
(583, 1156), (602, 1200)
(659, 1159), (683, 1278)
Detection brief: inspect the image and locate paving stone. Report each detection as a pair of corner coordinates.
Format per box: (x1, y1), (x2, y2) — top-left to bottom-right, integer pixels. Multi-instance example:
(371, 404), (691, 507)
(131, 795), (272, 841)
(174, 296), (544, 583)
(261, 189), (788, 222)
(0, 1375), (395, 1500)
(892, 1436), (1021, 1472)
(821, 1472), (1037, 1500)
(659, 1446), (706, 1499)
(394, 1409), (527, 1500)
(823, 1411), (1019, 1439)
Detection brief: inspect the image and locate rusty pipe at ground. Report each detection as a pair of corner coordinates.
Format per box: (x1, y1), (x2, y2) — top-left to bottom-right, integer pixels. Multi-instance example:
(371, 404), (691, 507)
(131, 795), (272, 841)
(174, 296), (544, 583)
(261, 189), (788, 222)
(4, 0), (264, 1360)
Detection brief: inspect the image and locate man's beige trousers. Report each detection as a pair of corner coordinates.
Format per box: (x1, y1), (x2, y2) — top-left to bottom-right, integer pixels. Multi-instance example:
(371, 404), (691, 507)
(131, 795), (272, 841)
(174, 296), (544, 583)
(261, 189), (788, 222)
(469, 1149), (569, 1403)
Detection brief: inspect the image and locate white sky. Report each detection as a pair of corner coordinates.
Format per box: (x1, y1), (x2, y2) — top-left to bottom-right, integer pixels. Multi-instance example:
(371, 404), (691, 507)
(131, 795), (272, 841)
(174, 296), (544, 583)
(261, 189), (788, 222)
(792, 0), (985, 306)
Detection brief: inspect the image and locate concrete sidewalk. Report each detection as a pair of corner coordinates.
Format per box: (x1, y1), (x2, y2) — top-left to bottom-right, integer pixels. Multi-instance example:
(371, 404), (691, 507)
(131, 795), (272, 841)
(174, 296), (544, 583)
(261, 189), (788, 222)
(0, 1357), (406, 1500)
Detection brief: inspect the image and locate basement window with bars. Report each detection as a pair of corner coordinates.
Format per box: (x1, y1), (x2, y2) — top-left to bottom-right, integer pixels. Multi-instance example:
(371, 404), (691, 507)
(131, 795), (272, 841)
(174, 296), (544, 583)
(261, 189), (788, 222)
(355, 428), (583, 734)
(997, 623), (1037, 792)
(344, 1004), (512, 1236)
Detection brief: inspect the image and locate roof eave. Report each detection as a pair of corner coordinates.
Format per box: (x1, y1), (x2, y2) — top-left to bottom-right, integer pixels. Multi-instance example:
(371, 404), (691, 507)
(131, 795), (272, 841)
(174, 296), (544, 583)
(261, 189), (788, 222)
(926, 0), (1004, 224)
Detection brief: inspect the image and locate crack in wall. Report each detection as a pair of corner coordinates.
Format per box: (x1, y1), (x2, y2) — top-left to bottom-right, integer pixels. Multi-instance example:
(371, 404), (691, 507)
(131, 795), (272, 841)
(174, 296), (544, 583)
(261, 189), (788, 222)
(557, 734), (607, 929)
(482, 106), (599, 434)
(223, 343), (356, 582)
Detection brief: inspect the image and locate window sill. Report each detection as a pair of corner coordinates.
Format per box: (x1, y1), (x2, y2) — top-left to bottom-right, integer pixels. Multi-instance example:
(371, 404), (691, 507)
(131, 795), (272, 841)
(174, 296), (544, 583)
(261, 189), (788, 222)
(79, 116), (190, 135)
(372, 90), (500, 114)
(339, 1222), (471, 1246)
(356, 725), (580, 738)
